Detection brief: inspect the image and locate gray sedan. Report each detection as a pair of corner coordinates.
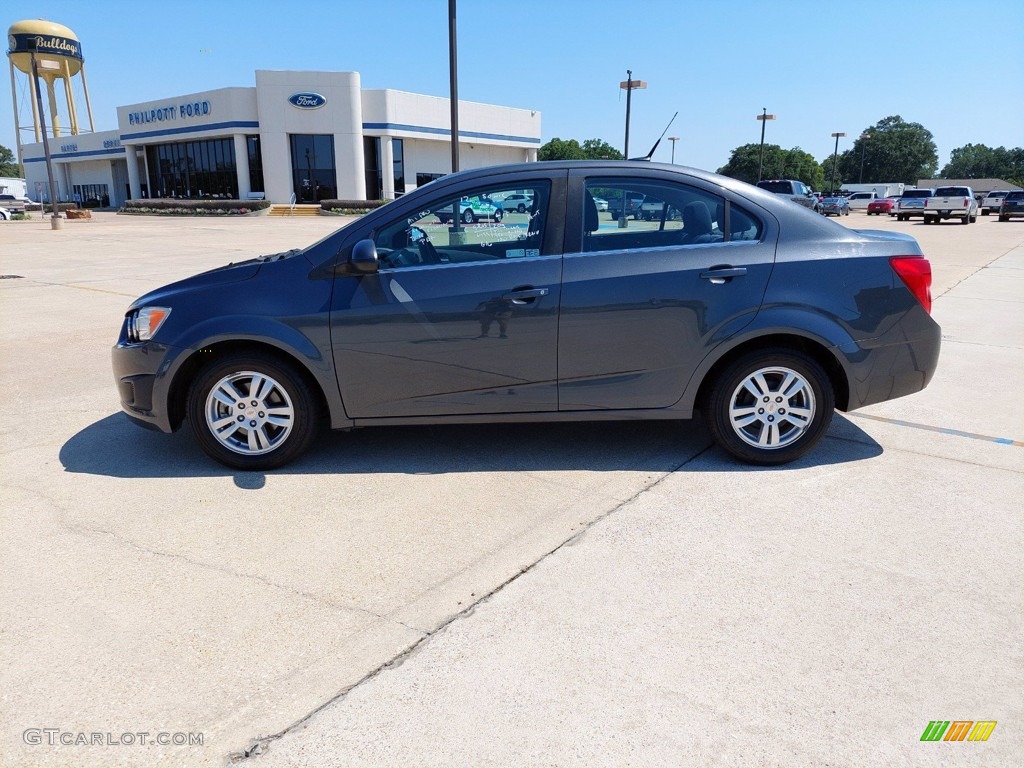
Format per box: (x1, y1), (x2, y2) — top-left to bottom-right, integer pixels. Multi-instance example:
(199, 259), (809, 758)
(112, 161), (940, 469)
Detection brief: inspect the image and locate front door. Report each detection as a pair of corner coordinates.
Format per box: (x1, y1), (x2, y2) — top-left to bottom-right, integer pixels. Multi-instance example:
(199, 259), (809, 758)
(331, 178), (563, 418)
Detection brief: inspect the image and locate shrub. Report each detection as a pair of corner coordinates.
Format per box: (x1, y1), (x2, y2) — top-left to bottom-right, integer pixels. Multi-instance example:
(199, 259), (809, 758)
(319, 199), (388, 212)
(121, 199), (270, 216)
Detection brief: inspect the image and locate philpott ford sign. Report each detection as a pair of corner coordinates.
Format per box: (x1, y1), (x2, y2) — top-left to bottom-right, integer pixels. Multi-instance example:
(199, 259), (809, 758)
(288, 92), (327, 109)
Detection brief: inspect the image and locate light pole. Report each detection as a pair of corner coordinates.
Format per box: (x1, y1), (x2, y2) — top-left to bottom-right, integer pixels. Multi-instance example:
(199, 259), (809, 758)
(619, 70), (647, 159)
(830, 132), (847, 194)
(756, 108), (776, 181)
(859, 132), (871, 184)
(26, 39), (62, 229)
(668, 136), (680, 164)
(448, 0), (459, 174)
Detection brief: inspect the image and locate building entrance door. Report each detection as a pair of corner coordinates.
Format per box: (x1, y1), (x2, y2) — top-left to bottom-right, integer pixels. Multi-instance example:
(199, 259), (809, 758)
(289, 134), (336, 202)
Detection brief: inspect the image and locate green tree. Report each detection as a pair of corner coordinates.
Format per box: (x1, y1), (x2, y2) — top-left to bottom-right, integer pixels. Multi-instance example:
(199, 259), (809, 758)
(941, 143), (1024, 184)
(836, 116), (938, 185)
(538, 137), (623, 161)
(581, 138), (623, 160)
(717, 143), (823, 189)
(0, 144), (21, 177)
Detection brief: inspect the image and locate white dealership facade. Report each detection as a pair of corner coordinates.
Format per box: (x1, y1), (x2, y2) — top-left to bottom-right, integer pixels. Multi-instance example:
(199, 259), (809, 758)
(21, 69), (541, 207)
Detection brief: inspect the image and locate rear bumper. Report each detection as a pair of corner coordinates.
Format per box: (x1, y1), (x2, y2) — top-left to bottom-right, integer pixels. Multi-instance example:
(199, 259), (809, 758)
(840, 311), (942, 411)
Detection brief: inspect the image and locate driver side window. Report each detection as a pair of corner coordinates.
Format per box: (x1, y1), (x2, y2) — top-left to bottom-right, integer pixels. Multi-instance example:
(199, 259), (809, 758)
(373, 182), (550, 269)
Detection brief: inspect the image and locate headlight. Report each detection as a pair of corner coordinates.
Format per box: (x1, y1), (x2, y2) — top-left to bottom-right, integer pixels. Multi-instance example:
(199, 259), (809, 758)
(126, 306), (171, 342)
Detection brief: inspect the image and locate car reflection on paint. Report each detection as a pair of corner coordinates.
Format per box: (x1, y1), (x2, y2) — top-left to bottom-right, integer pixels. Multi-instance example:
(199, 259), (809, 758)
(112, 160), (941, 470)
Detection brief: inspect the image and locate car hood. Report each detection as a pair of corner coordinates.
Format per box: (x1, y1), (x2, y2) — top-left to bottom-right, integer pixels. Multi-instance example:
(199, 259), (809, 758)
(127, 249), (302, 310)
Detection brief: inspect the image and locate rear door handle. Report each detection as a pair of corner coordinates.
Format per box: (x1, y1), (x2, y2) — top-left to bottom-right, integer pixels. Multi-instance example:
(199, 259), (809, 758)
(700, 266), (747, 284)
(503, 287), (549, 303)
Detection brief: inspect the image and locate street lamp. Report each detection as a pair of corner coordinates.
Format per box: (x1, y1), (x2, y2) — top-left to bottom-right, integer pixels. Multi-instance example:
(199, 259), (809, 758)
(756, 108), (776, 181)
(830, 132), (847, 194)
(619, 70), (647, 159)
(668, 136), (680, 164)
(859, 132), (871, 184)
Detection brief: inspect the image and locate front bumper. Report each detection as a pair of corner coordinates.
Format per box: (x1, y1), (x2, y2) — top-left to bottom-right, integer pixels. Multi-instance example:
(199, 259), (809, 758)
(111, 339), (186, 433)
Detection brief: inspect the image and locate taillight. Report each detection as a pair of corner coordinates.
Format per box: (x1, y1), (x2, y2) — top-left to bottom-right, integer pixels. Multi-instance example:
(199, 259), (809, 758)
(924, 199), (929, 207)
(890, 256), (932, 314)
(963, 198), (969, 207)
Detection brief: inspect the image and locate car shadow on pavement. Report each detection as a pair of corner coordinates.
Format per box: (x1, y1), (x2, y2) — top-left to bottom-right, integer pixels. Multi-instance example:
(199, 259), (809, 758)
(60, 412), (881, 483)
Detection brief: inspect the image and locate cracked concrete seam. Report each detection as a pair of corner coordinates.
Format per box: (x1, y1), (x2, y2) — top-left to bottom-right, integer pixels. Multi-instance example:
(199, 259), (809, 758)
(231, 442), (716, 763)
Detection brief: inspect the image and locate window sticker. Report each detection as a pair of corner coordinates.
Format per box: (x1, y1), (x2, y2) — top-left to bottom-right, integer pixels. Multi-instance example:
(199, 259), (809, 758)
(506, 249), (526, 259)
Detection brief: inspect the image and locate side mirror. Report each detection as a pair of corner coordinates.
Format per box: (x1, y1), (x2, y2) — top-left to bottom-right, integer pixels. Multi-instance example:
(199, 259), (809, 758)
(350, 239), (379, 274)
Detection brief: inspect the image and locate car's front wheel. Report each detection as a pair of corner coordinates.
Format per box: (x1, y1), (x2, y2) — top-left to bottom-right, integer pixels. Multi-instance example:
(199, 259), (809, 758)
(187, 353), (320, 470)
(704, 349), (834, 465)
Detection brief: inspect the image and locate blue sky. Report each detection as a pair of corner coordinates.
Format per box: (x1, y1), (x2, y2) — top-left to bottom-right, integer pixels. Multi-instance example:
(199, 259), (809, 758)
(4, 0), (1022, 173)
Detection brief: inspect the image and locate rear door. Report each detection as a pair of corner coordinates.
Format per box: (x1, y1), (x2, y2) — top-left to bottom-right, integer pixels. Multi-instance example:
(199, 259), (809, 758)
(557, 170), (778, 411)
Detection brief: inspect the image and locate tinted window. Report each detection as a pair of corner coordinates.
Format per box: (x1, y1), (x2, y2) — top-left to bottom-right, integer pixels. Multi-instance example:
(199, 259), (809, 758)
(934, 187), (970, 196)
(583, 177), (761, 252)
(1005, 191), (1024, 201)
(373, 182), (550, 269)
(757, 181), (794, 194)
(903, 189), (933, 198)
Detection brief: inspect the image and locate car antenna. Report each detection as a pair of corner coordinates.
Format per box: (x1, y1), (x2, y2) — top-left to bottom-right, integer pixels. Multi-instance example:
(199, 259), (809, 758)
(629, 111), (678, 161)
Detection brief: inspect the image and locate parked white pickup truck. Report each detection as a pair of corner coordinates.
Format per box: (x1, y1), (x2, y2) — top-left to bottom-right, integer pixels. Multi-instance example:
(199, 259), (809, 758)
(923, 185), (977, 225)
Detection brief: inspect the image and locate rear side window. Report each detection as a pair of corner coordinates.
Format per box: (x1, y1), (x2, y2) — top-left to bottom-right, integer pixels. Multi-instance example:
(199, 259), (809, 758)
(583, 177), (762, 252)
(756, 181), (794, 195)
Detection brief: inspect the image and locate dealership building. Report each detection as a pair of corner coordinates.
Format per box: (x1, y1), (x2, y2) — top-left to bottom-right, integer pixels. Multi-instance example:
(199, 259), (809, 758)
(21, 69), (541, 206)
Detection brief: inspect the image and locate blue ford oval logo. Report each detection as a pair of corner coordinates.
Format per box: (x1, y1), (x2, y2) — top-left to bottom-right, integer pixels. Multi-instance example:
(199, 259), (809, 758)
(288, 92), (327, 109)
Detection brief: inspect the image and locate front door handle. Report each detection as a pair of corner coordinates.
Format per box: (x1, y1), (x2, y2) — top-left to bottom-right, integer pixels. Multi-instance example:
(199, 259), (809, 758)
(700, 266), (747, 284)
(503, 287), (549, 304)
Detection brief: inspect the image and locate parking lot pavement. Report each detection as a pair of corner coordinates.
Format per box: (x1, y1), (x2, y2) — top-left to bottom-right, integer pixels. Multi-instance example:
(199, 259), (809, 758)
(1, 212), (1022, 767)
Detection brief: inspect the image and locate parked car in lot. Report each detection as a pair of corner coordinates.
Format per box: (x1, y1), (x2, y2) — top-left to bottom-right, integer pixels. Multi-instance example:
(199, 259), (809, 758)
(867, 197), (898, 216)
(500, 192), (534, 213)
(0, 194), (26, 213)
(435, 195), (504, 224)
(820, 196), (850, 216)
(0, 207), (11, 221)
(896, 189), (934, 221)
(998, 190), (1024, 221)
(112, 160), (940, 470)
(980, 190), (1010, 215)
(845, 191), (877, 211)
(755, 179), (821, 212)
(606, 193), (645, 219)
(591, 196), (609, 212)
(923, 186), (977, 225)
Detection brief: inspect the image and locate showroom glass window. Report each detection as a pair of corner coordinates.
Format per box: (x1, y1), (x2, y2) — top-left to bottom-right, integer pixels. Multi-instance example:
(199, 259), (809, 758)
(290, 134), (336, 202)
(145, 138), (237, 199)
(247, 136), (264, 193)
(583, 178), (761, 252)
(371, 182), (551, 269)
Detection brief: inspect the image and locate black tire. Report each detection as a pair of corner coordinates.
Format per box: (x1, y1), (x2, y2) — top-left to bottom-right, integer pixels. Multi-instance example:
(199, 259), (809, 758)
(462, 209), (475, 224)
(961, 215), (970, 225)
(516, 203), (526, 213)
(982, 209), (989, 216)
(493, 208), (504, 222)
(704, 349), (834, 466)
(187, 352), (321, 470)
(999, 215), (1009, 222)
(969, 214), (976, 223)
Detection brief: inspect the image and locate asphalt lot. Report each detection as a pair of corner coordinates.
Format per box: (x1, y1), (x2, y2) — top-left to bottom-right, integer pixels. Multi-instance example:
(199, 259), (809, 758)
(1, 209), (1021, 767)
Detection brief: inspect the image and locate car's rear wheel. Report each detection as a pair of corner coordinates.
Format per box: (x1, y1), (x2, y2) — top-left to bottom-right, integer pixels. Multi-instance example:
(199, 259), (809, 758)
(982, 209), (989, 216)
(462, 209), (475, 224)
(493, 208), (504, 222)
(705, 349), (834, 465)
(516, 203), (526, 213)
(999, 215), (1009, 222)
(961, 215), (970, 225)
(187, 353), (320, 470)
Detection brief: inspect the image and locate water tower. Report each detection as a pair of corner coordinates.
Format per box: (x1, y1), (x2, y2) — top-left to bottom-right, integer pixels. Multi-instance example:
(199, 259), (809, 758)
(7, 19), (96, 166)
